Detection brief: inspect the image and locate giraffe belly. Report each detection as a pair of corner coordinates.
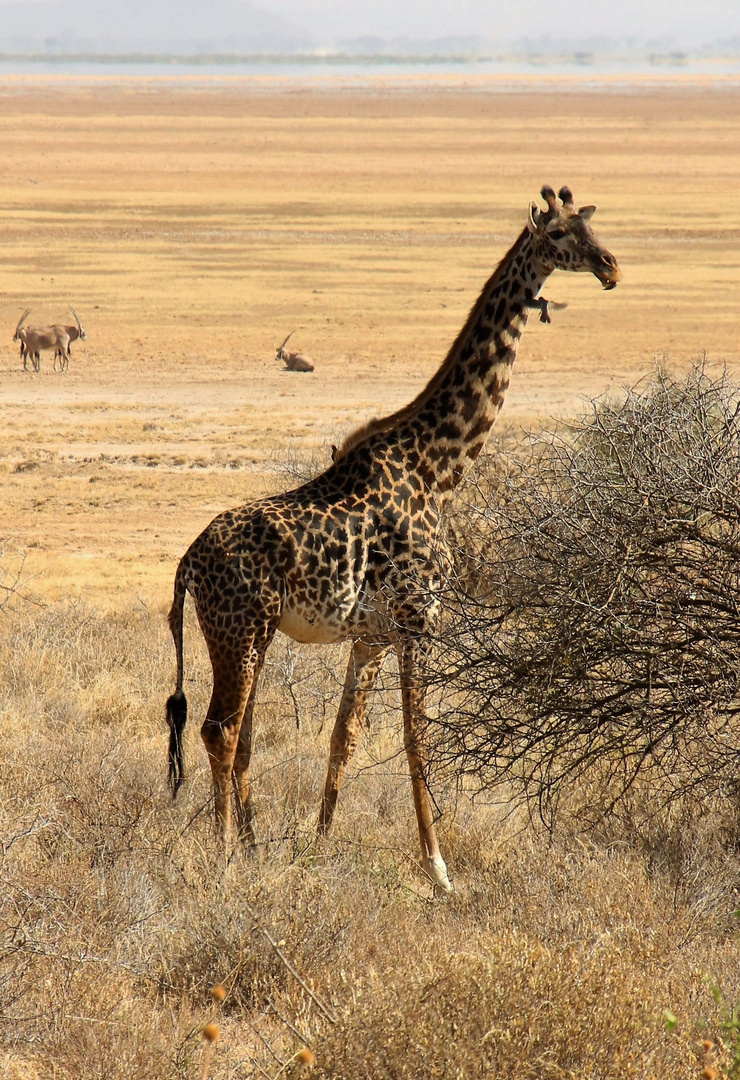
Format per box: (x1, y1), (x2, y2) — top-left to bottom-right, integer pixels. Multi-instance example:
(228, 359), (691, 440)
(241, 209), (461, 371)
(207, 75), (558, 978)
(278, 604), (350, 645)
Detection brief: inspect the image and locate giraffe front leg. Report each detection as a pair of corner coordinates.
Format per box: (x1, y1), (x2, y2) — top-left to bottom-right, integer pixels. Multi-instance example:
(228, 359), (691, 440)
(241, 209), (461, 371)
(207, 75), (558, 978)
(398, 639), (453, 894)
(318, 640), (390, 834)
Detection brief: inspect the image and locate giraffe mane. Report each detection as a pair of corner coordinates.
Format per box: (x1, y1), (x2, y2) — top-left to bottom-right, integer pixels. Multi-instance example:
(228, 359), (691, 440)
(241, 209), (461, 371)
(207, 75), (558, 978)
(332, 224), (530, 463)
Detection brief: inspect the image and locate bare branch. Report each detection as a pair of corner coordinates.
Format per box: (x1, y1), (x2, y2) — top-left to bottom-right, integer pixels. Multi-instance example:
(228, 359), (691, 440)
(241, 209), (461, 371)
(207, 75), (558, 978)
(431, 362), (740, 822)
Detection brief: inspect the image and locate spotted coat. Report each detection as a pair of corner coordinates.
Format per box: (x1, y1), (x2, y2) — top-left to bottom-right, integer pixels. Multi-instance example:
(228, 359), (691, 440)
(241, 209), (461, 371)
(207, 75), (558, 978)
(165, 185), (621, 892)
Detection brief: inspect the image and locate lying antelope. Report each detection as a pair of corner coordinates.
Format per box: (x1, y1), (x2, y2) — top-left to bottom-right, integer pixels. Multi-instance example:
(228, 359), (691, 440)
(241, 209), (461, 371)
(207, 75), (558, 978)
(14, 307), (86, 372)
(275, 331), (315, 372)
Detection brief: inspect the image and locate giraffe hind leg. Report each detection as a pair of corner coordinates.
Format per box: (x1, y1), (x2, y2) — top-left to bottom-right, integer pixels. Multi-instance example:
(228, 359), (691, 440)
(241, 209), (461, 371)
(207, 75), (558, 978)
(201, 662), (255, 847)
(231, 643), (273, 848)
(201, 624), (277, 847)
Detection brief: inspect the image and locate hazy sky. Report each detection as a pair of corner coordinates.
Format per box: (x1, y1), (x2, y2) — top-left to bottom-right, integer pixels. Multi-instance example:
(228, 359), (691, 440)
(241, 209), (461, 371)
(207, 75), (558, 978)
(264, 0), (740, 44)
(1, 0), (738, 47)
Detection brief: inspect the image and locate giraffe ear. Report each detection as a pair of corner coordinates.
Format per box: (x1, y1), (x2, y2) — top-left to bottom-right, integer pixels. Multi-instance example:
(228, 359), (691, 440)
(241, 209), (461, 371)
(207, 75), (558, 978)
(527, 201), (542, 234)
(578, 205), (596, 222)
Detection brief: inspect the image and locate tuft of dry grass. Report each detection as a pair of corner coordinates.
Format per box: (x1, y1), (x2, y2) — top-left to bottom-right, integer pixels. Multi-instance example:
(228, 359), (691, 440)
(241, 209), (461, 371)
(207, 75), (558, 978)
(309, 933), (691, 1079)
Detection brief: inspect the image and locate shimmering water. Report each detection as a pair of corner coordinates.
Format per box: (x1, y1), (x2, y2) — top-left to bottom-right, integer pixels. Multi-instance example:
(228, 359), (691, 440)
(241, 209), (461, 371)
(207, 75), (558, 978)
(1, 52), (739, 86)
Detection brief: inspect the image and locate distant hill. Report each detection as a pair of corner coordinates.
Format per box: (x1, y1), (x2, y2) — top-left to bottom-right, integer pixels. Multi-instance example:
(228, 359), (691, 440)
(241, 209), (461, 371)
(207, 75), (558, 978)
(1, 4), (737, 64)
(0, 0), (314, 54)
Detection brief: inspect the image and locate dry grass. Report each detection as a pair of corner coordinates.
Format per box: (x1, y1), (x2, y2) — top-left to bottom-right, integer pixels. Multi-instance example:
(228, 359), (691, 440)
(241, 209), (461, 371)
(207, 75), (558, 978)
(2, 594), (740, 1078)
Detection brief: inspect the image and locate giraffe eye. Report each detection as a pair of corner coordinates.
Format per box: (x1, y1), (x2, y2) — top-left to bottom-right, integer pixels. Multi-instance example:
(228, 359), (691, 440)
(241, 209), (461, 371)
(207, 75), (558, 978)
(548, 228), (566, 241)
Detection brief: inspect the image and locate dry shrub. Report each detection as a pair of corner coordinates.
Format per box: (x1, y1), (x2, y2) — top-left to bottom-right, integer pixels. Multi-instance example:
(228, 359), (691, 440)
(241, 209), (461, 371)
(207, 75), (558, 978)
(0, 547), (33, 614)
(434, 363), (740, 821)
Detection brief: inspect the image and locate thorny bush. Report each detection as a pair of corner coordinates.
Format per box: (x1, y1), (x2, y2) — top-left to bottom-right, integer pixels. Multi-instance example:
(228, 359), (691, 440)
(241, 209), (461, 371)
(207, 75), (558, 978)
(432, 363), (740, 821)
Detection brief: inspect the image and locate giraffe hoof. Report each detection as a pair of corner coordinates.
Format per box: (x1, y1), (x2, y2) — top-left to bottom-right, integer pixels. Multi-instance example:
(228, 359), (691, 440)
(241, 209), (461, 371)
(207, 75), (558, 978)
(425, 855), (454, 894)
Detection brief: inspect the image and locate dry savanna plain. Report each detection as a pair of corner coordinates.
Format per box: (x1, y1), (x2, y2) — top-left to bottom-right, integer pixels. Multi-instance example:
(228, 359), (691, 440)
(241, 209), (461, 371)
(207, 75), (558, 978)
(2, 76), (740, 1077)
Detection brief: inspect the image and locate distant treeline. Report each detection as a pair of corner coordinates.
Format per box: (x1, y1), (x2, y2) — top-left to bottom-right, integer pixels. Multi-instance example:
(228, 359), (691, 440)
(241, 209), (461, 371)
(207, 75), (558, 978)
(0, 50), (730, 67)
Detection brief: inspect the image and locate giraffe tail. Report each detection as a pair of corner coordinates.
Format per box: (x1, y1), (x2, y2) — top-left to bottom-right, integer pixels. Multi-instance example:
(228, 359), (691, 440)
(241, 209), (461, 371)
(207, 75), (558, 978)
(166, 560), (188, 799)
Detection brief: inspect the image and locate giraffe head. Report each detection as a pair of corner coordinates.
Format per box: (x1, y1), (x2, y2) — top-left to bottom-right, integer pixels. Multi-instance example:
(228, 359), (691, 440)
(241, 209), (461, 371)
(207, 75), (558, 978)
(527, 184), (621, 289)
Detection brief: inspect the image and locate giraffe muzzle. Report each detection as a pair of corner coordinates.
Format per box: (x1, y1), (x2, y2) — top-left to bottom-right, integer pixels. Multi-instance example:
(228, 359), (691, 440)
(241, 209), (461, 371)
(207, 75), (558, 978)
(595, 251), (621, 290)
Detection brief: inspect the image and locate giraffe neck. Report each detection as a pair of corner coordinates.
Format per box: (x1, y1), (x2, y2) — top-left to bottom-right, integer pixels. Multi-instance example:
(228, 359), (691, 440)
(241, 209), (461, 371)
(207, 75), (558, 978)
(394, 227), (550, 499)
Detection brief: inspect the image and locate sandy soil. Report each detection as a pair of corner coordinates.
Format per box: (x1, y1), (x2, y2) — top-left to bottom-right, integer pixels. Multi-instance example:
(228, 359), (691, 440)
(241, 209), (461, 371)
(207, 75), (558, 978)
(1, 78), (739, 602)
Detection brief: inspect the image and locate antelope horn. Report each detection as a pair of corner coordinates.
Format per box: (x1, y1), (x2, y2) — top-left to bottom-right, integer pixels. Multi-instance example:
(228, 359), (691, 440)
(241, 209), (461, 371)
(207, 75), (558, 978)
(277, 330), (295, 353)
(14, 308), (31, 336)
(558, 185), (575, 209)
(68, 305), (82, 331)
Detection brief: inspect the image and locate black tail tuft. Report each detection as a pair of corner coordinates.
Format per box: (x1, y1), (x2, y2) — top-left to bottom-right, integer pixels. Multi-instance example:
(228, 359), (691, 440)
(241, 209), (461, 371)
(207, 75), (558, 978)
(166, 690), (188, 798)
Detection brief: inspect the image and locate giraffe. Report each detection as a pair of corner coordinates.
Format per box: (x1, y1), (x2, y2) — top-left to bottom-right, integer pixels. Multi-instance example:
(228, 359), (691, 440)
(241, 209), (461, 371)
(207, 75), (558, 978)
(165, 185), (621, 892)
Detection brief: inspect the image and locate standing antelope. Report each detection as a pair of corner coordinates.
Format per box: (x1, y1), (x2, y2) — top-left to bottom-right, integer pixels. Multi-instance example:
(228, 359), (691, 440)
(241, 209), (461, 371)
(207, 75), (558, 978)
(13, 308), (86, 372)
(52, 307), (87, 371)
(14, 312), (35, 369)
(275, 331), (315, 372)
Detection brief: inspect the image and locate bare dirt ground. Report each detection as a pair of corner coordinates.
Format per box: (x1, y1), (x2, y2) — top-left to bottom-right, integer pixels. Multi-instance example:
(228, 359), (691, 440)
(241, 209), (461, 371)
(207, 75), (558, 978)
(1, 78), (739, 603)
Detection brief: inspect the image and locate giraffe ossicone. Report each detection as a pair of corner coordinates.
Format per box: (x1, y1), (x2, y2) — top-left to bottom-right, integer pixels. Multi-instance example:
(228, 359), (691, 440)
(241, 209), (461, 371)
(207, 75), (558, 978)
(166, 185), (620, 892)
